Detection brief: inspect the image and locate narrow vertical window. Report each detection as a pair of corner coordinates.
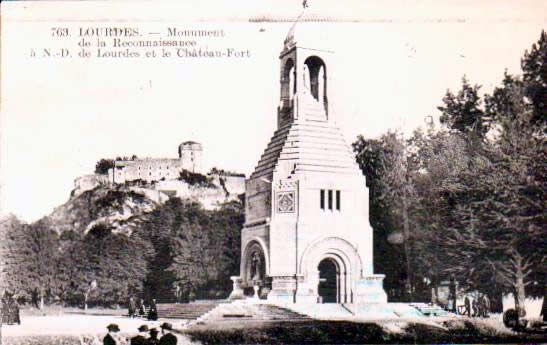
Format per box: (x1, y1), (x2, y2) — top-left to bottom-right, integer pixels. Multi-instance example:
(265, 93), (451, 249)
(336, 190), (341, 211)
(320, 189), (325, 210)
(328, 190), (333, 210)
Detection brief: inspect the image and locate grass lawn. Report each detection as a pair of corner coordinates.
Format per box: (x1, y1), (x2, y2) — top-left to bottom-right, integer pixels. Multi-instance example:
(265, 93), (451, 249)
(3, 308), (545, 344)
(184, 318), (546, 344)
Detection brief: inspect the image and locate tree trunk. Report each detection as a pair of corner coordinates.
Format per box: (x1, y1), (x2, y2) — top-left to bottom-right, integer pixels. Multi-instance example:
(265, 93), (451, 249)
(402, 198), (413, 302)
(515, 270), (527, 316)
(513, 250), (527, 317)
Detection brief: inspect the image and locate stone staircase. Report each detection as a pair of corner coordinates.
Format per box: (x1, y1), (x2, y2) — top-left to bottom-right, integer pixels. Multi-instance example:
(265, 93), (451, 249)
(189, 301), (312, 326)
(156, 302), (224, 320)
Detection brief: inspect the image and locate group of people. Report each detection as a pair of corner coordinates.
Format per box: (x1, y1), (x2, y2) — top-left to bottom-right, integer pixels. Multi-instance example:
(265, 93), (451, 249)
(463, 295), (490, 318)
(104, 322), (177, 345)
(128, 297), (158, 321)
(1, 292), (21, 325)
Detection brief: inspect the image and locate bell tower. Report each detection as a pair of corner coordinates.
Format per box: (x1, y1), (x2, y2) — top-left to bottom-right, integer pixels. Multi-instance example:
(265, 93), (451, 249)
(277, 24), (330, 128)
(230, 19), (387, 305)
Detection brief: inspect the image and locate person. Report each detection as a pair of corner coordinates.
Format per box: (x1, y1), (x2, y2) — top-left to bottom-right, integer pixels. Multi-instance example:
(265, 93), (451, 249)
(477, 295), (484, 318)
(464, 296), (471, 317)
(1, 292), (11, 325)
(145, 328), (160, 345)
(471, 298), (478, 317)
(128, 297), (136, 318)
(482, 295), (490, 318)
(130, 324), (149, 345)
(103, 323), (121, 345)
(138, 299), (146, 317)
(159, 322), (177, 345)
(147, 299), (158, 321)
(10, 297), (20, 325)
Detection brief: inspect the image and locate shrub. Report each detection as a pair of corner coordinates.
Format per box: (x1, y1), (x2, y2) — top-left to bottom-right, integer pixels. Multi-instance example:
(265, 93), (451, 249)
(178, 170), (215, 188)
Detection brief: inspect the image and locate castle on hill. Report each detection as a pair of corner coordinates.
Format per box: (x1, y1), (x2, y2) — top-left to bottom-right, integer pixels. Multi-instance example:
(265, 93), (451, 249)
(74, 141), (246, 205)
(108, 141), (203, 184)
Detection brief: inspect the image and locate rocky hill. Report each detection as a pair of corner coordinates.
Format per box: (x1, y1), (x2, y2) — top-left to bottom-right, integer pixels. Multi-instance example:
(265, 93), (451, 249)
(46, 173), (245, 236)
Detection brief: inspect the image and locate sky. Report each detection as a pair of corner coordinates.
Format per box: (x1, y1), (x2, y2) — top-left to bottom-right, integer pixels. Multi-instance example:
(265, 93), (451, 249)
(1, 0), (545, 222)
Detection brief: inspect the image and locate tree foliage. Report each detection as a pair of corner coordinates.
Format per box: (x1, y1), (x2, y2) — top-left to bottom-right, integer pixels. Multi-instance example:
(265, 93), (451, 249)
(353, 30), (546, 312)
(95, 159), (114, 175)
(0, 196), (243, 307)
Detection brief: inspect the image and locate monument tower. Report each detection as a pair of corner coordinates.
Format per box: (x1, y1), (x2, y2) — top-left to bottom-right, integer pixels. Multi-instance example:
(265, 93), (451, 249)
(231, 19), (387, 304)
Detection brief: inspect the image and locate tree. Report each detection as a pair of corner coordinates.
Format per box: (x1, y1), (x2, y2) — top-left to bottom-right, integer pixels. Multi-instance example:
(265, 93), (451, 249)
(353, 132), (420, 301)
(68, 223), (152, 307)
(438, 77), (489, 139)
(406, 127), (472, 301)
(521, 29), (547, 127)
(7, 220), (61, 308)
(441, 74), (545, 314)
(95, 158), (114, 175)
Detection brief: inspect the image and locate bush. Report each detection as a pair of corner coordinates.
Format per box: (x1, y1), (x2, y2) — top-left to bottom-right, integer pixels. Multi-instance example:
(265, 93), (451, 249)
(95, 159), (114, 175)
(178, 170), (215, 188)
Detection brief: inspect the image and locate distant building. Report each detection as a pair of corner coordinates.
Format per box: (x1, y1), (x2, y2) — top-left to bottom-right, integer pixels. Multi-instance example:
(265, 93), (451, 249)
(108, 141), (203, 184)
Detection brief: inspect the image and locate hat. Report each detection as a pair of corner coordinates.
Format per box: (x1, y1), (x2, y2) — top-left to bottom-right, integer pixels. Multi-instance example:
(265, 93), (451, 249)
(107, 324), (120, 332)
(138, 325), (149, 332)
(149, 328), (159, 335)
(160, 322), (173, 330)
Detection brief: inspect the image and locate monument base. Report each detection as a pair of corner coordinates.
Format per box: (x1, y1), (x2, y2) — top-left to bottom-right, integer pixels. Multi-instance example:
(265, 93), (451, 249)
(266, 276), (297, 303)
(353, 274), (388, 304)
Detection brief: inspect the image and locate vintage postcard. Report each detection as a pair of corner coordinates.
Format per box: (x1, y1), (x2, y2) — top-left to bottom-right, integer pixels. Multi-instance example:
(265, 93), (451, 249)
(1, 1), (545, 344)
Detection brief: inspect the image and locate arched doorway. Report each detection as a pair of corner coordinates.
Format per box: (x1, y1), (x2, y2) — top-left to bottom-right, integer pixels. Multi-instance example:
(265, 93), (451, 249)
(243, 241), (267, 287)
(318, 258), (339, 303)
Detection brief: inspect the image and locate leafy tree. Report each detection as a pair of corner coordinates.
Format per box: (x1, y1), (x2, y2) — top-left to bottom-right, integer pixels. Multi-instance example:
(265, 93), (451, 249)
(95, 158), (114, 175)
(0, 215), (27, 296)
(521, 29), (547, 127)
(444, 81), (545, 312)
(438, 77), (489, 139)
(140, 197), (243, 301)
(353, 132), (420, 301)
(2, 219), (61, 308)
(63, 223), (153, 307)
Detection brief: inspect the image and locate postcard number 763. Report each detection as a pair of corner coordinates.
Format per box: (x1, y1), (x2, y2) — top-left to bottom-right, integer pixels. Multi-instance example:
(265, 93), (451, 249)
(51, 28), (69, 37)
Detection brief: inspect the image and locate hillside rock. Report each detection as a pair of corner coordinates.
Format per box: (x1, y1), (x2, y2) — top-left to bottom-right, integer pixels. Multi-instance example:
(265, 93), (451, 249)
(47, 185), (159, 236)
(46, 174), (245, 236)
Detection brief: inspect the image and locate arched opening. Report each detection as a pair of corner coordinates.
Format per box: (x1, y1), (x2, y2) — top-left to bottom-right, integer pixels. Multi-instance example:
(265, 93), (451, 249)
(281, 58), (295, 104)
(318, 258), (339, 303)
(243, 241), (266, 287)
(303, 56), (327, 102)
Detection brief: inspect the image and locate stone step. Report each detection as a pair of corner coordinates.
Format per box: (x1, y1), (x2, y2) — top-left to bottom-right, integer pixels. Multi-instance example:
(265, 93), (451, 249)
(188, 302), (312, 326)
(157, 302), (222, 320)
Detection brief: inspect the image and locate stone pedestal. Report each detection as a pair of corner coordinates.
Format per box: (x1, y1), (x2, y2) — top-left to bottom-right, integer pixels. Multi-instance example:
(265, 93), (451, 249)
(267, 276), (297, 303)
(353, 274), (388, 303)
(229, 276), (244, 300)
(253, 285), (260, 299)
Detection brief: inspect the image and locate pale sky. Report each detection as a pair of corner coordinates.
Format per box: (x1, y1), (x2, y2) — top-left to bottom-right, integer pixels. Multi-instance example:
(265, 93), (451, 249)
(1, 0), (545, 222)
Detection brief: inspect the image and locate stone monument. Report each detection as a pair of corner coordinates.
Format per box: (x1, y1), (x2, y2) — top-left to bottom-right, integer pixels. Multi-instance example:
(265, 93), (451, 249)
(230, 20), (387, 305)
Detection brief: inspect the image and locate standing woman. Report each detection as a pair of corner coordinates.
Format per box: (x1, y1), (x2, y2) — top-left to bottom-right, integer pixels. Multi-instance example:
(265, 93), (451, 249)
(138, 298), (146, 317)
(10, 296), (20, 325)
(128, 297), (136, 318)
(147, 299), (158, 321)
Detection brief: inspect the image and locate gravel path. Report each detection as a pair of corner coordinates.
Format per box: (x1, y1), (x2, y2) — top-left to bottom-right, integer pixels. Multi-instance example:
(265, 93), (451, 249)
(2, 315), (170, 337)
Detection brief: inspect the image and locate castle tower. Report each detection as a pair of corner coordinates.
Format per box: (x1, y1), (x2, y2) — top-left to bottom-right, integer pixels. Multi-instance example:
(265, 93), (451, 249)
(231, 21), (387, 304)
(178, 141), (203, 173)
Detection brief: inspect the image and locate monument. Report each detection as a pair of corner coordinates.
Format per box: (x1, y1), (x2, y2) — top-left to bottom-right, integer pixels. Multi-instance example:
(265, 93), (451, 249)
(231, 21), (387, 305)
